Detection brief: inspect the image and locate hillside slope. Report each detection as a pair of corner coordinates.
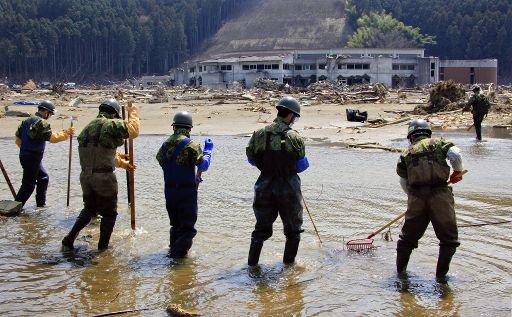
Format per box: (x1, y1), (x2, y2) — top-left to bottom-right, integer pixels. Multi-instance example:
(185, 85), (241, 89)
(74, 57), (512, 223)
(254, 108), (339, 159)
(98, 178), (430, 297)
(200, 0), (351, 58)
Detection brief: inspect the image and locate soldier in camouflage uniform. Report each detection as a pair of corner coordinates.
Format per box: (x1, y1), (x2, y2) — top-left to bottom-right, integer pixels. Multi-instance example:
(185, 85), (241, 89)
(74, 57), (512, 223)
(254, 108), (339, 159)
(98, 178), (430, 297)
(463, 85), (491, 140)
(156, 111), (213, 258)
(396, 119), (465, 283)
(62, 99), (139, 251)
(246, 96), (309, 266)
(14, 100), (75, 207)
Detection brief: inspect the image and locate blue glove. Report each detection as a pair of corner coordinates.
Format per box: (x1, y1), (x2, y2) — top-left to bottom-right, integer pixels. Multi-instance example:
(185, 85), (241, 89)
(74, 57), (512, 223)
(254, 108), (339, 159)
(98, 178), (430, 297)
(204, 138), (214, 153)
(198, 138), (213, 172)
(248, 159), (256, 166)
(296, 156), (309, 173)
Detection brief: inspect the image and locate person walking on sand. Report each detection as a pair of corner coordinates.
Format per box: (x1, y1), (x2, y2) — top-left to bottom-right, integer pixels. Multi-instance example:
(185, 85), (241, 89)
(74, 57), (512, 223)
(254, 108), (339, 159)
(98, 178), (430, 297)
(62, 99), (139, 251)
(14, 100), (75, 207)
(463, 85), (491, 141)
(156, 111), (213, 258)
(396, 119), (465, 283)
(246, 96), (310, 266)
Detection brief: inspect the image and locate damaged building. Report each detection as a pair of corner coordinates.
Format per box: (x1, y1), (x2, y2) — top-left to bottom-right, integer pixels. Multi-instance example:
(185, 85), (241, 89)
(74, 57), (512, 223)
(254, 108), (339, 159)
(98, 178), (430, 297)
(170, 48), (497, 89)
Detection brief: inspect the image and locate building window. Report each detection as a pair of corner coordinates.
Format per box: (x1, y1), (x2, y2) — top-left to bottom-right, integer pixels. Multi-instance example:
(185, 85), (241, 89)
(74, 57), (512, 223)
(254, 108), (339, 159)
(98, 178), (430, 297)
(319, 64), (327, 70)
(295, 65), (303, 70)
(220, 65), (232, 71)
(250, 65), (257, 70)
(392, 64), (415, 71)
(242, 65), (249, 70)
(272, 64), (279, 70)
(257, 64), (264, 70)
(189, 67), (195, 73)
(431, 62), (436, 70)
(283, 64), (290, 70)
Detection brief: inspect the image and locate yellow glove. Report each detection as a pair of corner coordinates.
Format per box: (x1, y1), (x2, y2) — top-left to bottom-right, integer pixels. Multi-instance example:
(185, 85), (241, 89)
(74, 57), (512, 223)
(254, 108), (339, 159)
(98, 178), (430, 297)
(115, 152), (135, 171)
(15, 137), (21, 147)
(116, 152), (129, 160)
(65, 127), (76, 136)
(126, 101), (140, 139)
(49, 130), (70, 143)
(117, 158), (136, 172)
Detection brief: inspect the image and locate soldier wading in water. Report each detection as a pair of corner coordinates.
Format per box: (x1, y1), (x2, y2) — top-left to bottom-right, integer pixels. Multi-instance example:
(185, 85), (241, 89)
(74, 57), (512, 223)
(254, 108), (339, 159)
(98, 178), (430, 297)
(62, 99), (140, 251)
(396, 119), (465, 283)
(246, 96), (310, 266)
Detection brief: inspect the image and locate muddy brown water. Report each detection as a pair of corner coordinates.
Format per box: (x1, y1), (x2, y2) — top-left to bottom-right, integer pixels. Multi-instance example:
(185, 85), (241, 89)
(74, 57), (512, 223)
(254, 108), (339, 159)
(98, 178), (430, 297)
(0, 130), (511, 316)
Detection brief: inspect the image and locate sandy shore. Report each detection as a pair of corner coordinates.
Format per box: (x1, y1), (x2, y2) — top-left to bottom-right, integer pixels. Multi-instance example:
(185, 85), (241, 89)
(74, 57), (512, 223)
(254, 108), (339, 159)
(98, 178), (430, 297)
(1, 89), (511, 147)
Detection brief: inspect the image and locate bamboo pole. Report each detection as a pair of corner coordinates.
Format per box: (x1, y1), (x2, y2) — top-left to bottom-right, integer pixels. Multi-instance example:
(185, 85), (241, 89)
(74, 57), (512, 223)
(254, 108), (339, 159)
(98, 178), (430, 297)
(66, 118), (74, 207)
(127, 102), (136, 230)
(121, 106), (131, 204)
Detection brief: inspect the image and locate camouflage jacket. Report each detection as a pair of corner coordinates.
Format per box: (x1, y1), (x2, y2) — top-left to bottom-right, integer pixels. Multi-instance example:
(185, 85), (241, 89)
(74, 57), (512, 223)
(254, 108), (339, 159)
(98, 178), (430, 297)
(246, 117), (305, 162)
(396, 136), (454, 179)
(156, 128), (204, 167)
(465, 93), (491, 116)
(15, 112), (52, 141)
(77, 112), (129, 149)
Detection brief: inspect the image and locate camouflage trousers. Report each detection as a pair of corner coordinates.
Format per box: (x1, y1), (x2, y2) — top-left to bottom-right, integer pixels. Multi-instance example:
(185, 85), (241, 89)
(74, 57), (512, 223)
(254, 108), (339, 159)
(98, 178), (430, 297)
(251, 174), (304, 242)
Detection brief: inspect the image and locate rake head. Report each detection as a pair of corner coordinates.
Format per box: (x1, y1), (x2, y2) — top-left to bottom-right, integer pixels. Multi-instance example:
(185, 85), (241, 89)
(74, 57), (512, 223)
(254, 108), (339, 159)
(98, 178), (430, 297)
(346, 238), (375, 251)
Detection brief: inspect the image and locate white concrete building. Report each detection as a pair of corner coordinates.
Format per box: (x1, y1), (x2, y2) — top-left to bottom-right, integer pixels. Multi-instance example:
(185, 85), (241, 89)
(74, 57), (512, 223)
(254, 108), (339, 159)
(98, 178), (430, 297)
(179, 48), (440, 89)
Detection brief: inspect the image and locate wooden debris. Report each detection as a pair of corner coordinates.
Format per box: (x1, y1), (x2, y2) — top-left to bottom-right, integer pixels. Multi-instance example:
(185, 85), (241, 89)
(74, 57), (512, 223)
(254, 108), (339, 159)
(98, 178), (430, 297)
(166, 304), (200, 317)
(367, 117), (410, 128)
(347, 143), (402, 153)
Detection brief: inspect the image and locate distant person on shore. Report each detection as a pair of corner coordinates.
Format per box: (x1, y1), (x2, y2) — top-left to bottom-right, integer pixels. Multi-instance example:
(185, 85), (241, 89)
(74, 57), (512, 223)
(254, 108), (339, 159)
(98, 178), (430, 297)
(246, 96), (309, 266)
(156, 111), (213, 258)
(463, 85), (491, 141)
(14, 100), (75, 207)
(62, 99), (139, 251)
(396, 119), (465, 283)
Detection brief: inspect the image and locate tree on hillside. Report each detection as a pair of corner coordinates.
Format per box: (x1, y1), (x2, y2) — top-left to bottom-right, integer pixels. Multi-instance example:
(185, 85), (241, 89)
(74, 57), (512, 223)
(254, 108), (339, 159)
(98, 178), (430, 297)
(346, 12), (436, 48)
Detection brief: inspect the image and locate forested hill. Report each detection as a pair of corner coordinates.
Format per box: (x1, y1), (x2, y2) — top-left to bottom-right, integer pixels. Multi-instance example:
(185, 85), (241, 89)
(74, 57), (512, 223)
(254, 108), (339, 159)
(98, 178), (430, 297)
(346, 0), (512, 79)
(0, 0), (255, 82)
(1, 0), (511, 82)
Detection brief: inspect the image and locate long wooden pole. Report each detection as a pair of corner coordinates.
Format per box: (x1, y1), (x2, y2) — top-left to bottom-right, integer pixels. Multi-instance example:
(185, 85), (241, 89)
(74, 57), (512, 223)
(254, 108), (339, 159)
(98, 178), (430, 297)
(66, 119), (74, 207)
(302, 195), (322, 245)
(0, 160), (16, 199)
(127, 103), (136, 230)
(121, 106), (131, 204)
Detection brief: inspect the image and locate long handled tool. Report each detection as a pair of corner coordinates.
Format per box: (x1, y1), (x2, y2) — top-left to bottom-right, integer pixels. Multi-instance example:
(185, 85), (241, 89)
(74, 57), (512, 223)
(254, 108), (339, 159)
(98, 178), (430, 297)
(302, 195), (323, 245)
(0, 160), (16, 199)
(121, 106), (131, 204)
(346, 170), (468, 251)
(66, 117), (75, 207)
(127, 102), (136, 230)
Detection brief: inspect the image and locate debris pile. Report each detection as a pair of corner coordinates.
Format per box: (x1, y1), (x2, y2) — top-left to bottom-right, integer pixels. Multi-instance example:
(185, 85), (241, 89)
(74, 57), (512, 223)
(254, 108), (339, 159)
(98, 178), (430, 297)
(21, 79), (37, 91)
(254, 78), (283, 91)
(51, 83), (66, 95)
(415, 81), (466, 114)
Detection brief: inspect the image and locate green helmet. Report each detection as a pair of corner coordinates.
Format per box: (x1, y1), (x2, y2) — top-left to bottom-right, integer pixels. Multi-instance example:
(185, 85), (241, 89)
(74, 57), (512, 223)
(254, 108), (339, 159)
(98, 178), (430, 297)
(99, 98), (121, 117)
(407, 119), (432, 139)
(172, 111), (193, 128)
(276, 96), (301, 117)
(38, 100), (56, 114)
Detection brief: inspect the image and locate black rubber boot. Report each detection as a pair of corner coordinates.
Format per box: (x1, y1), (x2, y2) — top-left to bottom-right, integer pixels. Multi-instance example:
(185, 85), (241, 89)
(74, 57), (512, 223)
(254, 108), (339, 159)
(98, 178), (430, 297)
(98, 215), (116, 250)
(396, 247), (413, 274)
(283, 239), (300, 264)
(62, 210), (93, 251)
(248, 240), (263, 266)
(436, 246), (457, 283)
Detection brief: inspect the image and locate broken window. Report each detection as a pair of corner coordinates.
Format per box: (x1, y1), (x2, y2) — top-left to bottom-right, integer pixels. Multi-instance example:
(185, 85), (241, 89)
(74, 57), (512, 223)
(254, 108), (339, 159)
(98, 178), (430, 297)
(242, 65), (249, 70)
(283, 64), (290, 70)
(272, 64), (279, 70)
(295, 65), (303, 70)
(257, 64), (264, 70)
(319, 64), (327, 70)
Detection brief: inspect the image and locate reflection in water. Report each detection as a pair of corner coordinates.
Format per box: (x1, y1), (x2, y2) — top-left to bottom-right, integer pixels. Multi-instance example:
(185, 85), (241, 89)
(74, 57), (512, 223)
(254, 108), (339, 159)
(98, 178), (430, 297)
(249, 265), (305, 315)
(394, 273), (461, 317)
(0, 133), (510, 315)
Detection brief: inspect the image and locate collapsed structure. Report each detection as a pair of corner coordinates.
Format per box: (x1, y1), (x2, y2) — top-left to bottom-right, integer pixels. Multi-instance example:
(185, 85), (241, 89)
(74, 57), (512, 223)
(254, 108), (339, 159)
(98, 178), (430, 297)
(170, 48), (497, 89)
